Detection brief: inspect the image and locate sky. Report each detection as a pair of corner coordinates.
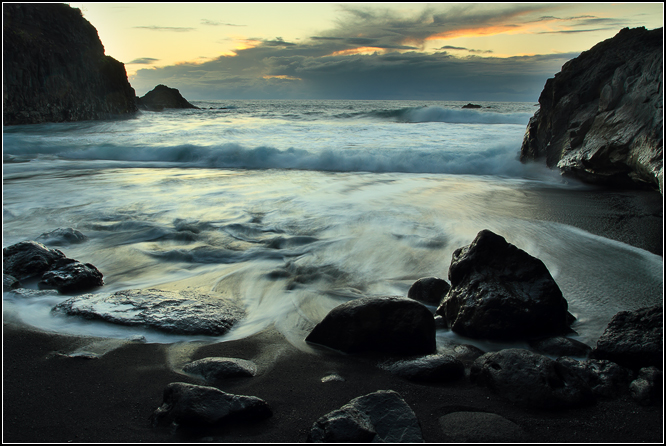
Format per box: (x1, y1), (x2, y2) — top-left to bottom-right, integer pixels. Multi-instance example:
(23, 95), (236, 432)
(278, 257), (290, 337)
(70, 2), (664, 102)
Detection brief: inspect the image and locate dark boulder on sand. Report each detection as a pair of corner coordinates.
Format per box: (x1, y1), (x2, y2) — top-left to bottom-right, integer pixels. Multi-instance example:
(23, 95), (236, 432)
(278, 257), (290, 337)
(436, 229), (572, 340)
(629, 366), (663, 406)
(305, 296), (436, 356)
(183, 357), (258, 384)
(151, 382), (271, 427)
(520, 27), (663, 193)
(308, 390), (423, 443)
(591, 305), (663, 369)
(380, 354), (465, 383)
(3, 3), (137, 125)
(136, 84), (198, 111)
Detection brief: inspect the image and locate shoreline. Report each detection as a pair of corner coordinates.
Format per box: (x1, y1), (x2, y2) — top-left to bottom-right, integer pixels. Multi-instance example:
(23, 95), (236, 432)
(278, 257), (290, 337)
(3, 186), (663, 443)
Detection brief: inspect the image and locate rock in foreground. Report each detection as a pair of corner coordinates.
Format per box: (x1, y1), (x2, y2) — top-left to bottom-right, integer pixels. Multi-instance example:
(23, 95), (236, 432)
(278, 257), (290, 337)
(3, 3), (137, 125)
(436, 230), (572, 340)
(305, 296), (436, 355)
(309, 390), (423, 442)
(53, 289), (245, 336)
(520, 27), (663, 192)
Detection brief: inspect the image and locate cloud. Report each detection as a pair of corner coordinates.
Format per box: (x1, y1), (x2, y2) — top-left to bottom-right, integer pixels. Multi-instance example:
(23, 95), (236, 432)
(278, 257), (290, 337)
(201, 19), (245, 27)
(127, 57), (160, 65)
(133, 25), (195, 32)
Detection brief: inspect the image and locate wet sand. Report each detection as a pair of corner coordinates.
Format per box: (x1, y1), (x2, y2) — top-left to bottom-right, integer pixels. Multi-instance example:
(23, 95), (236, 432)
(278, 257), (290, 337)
(3, 187), (663, 443)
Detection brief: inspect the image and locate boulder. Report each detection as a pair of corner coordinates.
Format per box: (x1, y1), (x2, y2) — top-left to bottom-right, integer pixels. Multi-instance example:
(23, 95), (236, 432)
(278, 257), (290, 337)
(3, 241), (66, 280)
(38, 258), (104, 294)
(151, 382), (271, 427)
(182, 357), (257, 383)
(35, 228), (88, 246)
(470, 348), (595, 409)
(136, 84), (198, 111)
(520, 27), (663, 193)
(305, 296), (436, 356)
(529, 336), (592, 358)
(629, 366), (663, 406)
(52, 288), (245, 336)
(591, 305), (663, 369)
(3, 274), (21, 291)
(407, 277), (450, 306)
(435, 230), (572, 340)
(3, 3), (137, 125)
(439, 412), (528, 443)
(308, 390), (423, 443)
(381, 354), (465, 383)
(557, 357), (634, 398)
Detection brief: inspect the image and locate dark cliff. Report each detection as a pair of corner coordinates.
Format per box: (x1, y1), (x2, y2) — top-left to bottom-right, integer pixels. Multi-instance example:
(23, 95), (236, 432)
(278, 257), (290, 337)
(3, 3), (137, 125)
(520, 27), (663, 193)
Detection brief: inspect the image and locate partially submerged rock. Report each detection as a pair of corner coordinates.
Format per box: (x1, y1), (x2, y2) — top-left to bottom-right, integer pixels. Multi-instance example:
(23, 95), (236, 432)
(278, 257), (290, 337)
(309, 390), (423, 443)
(470, 348), (594, 409)
(136, 84), (198, 111)
(53, 289), (245, 336)
(38, 259), (103, 294)
(591, 305), (663, 369)
(3, 241), (67, 280)
(35, 228), (88, 246)
(436, 230), (572, 340)
(305, 296), (436, 356)
(151, 382), (271, 427)
(407, 277), (450, 306)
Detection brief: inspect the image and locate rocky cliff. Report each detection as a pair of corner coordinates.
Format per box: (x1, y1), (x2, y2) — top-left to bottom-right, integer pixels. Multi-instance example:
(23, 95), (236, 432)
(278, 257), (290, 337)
(520, 27), (663, 193)
(3, 3), (137, 125)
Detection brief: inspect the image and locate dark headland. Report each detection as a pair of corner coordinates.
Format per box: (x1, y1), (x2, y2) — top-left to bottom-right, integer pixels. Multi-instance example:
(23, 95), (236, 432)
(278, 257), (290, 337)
(2, 3), (663, 444)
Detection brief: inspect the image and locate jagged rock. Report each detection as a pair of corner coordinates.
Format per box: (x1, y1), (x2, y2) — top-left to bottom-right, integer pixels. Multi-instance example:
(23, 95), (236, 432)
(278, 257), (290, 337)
(435, 230), (572, 340)
(470, 348), (595, 409)
(38, 258), (104, 294)
(183, 357), (257, 383)
(305, 296), (436, 356)
(591, 305), (663, 369)
(520, 27), (663, 193)
(557, 357), (634, 398)
(308, 390), (423, 443)
(136, 84), (198, 111)
(629, 366), (663, 406)
(381, 354), (465, 383)
(151, 382), (271, 427)
(439, 412), (528, 443)
(407, 277), (450, 306)
(529, 336), (592, 358)
(52, 289), (245, 335)
(3, 241), (67, 280)
(3, 3), (137, 125)
(35, 228), (88, 246)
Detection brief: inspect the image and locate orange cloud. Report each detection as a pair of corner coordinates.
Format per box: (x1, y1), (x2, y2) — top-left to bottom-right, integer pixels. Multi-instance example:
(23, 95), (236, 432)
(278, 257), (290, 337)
(326, 46), (387, 57)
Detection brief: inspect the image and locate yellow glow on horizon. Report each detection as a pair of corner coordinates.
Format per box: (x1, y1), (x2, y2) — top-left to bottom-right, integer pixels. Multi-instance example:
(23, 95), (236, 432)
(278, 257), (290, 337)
(262, 75), (302, 81)
(327, 47), (387, 57)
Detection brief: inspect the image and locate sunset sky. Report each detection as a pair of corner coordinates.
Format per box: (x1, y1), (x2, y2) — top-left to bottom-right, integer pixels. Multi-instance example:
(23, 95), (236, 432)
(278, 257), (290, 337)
(70, 2), (664, 101)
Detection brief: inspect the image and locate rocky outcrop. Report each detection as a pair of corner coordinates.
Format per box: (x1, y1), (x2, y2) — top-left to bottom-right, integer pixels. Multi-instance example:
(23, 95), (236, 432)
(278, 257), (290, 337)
(136, 84), (198, 111)
(3, 3), (137, 125)
(520, 27), (663, 193)
(305, 296), (436, 356)
(435, 230), (573, 340)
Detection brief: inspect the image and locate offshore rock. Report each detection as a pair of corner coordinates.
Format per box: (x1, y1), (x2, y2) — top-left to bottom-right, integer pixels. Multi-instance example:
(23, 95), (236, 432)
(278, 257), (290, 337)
(136, 84), (198, 111)
(305, 296), (436, 356)
(407, 277), (450, 306)
(308, 390), (423, 443)
(151, 382), (271, 427)
(591, 305), (663, 369)
(3, 3), (137, 125)
(435, 230), (572, 340)
(520, 27), (663, 193)
(470, 348), (595, 409)
(53, 289), (245, 336)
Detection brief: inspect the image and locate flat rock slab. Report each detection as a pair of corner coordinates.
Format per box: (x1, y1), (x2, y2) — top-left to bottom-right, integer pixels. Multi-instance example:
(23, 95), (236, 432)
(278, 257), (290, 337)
(381, 354), (465, 383)
(183, 357), (257, 383)
(309, 390), (423, 443)
(151, 382), (271, 427)
(53, 288), (245, 336)
(439, 412), (527, 443)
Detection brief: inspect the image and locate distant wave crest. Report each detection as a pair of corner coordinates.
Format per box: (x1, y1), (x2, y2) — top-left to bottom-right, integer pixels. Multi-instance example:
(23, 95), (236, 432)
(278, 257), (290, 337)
(339, 106), (532, 125)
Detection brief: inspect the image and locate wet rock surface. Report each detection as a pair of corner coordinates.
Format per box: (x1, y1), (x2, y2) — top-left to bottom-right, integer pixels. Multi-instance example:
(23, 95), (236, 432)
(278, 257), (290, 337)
(407, 277), (450, 305)
(436, 229), (572, 340)
(53, 289), (245, 336)
(183, 357), (258, 384)
(305, 296), (436, 355)
(309, 390), (423, 443)
(381, 354), (465, 383)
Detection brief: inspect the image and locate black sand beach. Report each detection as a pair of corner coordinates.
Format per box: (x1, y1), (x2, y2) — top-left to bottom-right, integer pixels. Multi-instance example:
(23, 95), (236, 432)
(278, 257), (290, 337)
(3, 187), (663, 443)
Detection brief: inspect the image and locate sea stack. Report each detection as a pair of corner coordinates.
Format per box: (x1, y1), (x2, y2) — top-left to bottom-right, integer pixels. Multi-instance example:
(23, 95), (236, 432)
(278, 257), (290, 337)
(520, 27), (663, 193)
(2, 3), (138, 125)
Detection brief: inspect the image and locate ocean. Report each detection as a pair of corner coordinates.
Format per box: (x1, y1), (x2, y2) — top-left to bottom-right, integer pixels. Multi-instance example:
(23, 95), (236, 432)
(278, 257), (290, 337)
(2, 100), (663, 351)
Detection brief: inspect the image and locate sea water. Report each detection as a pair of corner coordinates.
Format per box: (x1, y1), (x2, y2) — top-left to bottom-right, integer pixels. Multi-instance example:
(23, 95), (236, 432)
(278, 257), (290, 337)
(2, 100), (663, 351)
